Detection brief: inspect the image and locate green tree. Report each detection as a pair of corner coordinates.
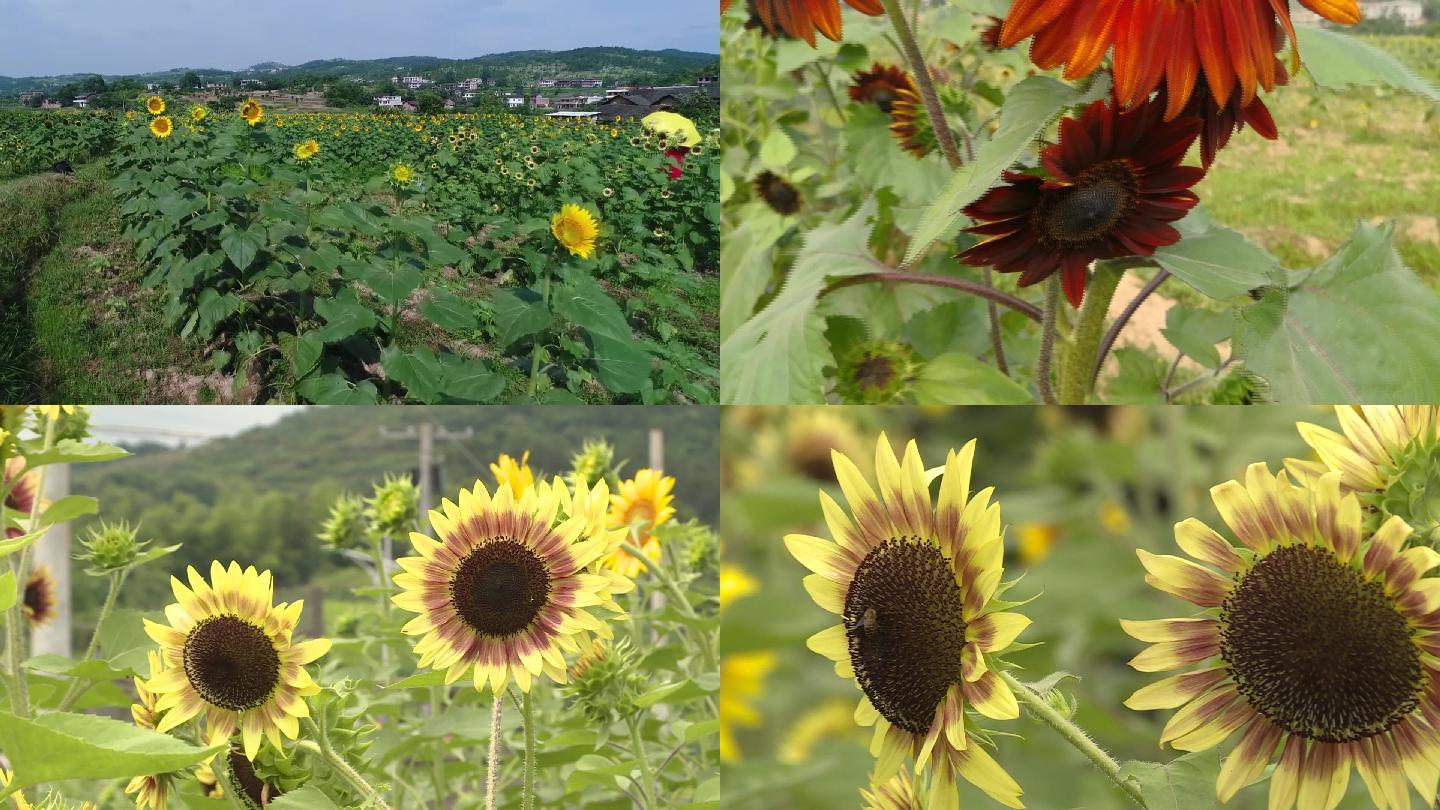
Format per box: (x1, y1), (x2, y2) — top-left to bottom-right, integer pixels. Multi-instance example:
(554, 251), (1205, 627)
(415, 91), (445, 114)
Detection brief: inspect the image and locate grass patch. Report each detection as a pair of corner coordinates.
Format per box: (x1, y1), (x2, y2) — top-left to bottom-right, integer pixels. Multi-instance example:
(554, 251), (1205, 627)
(0, 163), (204, 402)
(1196, 81), (1439, 283)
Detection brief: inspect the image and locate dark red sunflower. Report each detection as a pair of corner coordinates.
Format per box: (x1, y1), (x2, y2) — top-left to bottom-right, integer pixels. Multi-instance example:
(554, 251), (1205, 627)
(1159, 60), (1287, 168)
(958, 94), (1205, 307)
(722, 0), (886, 47)
(23, 564), (56, 629)
(754, 171), (803, 215)
(849, 64), (915, 114)
(887, 89), (934, 158)
(998, 0), (1359, 119)
(978, 15), (1004, 51)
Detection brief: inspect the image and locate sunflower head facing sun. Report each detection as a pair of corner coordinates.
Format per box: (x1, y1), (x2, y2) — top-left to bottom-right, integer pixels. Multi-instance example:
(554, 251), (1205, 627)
(1123, 463), (1440, 809)
(143, 561), (332, 760)
(491, 451), (535, 498)
(786, 433), (1028, 809)
(149, 116), (174, 140)
(146, 96), (165, 116)
(22, 565), (56, 629)
(239, 99), (263, 126)
(1286, 406), (1440, 538)
(391, 163), (414, 185)
(604, 469), (676, 577)
(191, 105), (209, 123)
(550, 203), (599, 260)
(393, 478), (632, 694)
(293, 139), (320, 161)
(125, 650), (176, 810)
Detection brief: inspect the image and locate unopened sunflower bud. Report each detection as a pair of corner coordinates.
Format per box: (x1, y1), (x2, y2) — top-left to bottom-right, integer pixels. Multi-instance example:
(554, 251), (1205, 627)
(319, 494), (369, 551)
(366, 474), (418, 539)
(568, 439), (616, 491)
(77, 520), (144, 572)
(835, 342), (921, 405)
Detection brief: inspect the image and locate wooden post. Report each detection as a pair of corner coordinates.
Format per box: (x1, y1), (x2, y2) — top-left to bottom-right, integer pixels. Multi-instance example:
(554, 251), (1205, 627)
(32, 463), (71, 657)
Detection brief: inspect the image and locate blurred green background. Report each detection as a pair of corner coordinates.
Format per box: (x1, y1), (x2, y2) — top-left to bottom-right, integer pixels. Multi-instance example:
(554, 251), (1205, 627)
(720, 405), (1387, 810)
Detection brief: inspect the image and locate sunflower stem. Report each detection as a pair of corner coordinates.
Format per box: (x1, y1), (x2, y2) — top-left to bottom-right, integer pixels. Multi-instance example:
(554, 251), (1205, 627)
(521, 689), (537, 810)
(621, 540), (715, 674)
(1090, 268), (1169, 389)
(57, 569), (125, 712)
(628, 713), (660, 808)
(304, 716), (393, 810)
(1036, 276), (1061, 404)
(983, 268), (1009, 374)
(997, 670), (1147, 807)
(485, 691), (503, 810)
(526, 265), (552, 400)
(822, 272), (1042, 322)
(429, 684), (447, 810)
(1057, 263), (1124, 404)
(879, 0), (962, 172)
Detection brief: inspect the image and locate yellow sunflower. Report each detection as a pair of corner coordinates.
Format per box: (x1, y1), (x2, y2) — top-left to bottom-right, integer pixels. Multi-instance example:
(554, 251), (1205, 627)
(720, 564), (758, 612)
(293, 139), (319, 161)
(604, 468), (676, 577)
(392, 478), (630, 694)
(33, 404), (77, 419)
(1123, 463), (1440, 809)
(21, 565), (55, 629)
(391, 163), (414, 184)
(149, 116), (174, 140)
(785, 433), (1027, 809)
(1286, 406), (1440, 538)
(125, 651), (175, 810)
(550, 203), (599, 259)
(862, 767), (922, 810)
(0, 769), (30, 810)
(239, 99), (263, 126)
(143, 561), (332, 760)
(146, 96), (165, 115)
(719, 651), (776, 763)
(490, 451), (535, 497)
(190, 105), (208, 123)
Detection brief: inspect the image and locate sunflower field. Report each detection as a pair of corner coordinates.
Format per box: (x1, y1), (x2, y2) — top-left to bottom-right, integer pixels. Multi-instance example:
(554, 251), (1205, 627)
(4, 96), (719, 404)
(720, 1), (1440, 406)
(722, 404), (1440, 810)
(0, 406), (720, 808)
(0, 111), (115, 181)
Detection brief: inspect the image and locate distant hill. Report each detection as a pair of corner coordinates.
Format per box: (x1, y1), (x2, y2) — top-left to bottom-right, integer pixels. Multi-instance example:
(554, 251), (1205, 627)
(0, 47), (719, 96)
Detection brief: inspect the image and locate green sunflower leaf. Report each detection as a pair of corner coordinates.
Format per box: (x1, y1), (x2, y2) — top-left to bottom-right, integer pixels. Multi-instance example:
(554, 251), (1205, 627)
(1294, 26), (1439, 103)
(1117, 750), (1223, 810)
(0, 711), (224, 798)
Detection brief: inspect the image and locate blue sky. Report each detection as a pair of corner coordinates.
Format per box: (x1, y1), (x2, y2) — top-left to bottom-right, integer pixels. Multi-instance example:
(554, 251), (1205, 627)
(0, 0), (718, 76)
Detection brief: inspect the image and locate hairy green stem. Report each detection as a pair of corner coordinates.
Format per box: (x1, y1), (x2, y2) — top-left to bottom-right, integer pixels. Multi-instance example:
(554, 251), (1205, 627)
(57, 569), (126, 711)
(303, 717), (393, 810)
(997, 670), (1146, 807)
(621, 540), (715, 673)
(879, 0), (961, 171)
(486, 691), (503, 810)
(628, 714), (661, 808)
(1090, 268), (1169, 388)
(521, 690), (537, 810)
(429, 684), (447, 810)
(1036, 276), (1061, 405)
(1057, 264), (1123, 404)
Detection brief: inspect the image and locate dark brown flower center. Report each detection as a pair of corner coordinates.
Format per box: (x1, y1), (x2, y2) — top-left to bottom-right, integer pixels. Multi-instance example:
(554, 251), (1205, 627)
(845, 538), (968, 734)
(853, 355), (896, 392)
(450, 540), (552, 637)
(227, 744), (281, 806)
(22, 578), (45, 617)
(1038, 160), (1138, 245)
(1221, 545), (1423, 742)
(183, 615), (281, 712)
(755, 171), (802, 215)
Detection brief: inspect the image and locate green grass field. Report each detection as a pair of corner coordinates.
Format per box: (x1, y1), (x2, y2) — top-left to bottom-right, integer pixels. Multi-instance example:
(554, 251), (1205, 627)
(1197, 36), (1440, 282)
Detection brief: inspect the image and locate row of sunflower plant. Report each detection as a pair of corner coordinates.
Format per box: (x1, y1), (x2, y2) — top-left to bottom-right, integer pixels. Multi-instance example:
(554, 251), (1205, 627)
(719, 0), (1440, 405)
(731, 405), (1440, 810)
(0, 111), (115, 181)
(96, 95), (719, 403)
(0, 407), (719, 808)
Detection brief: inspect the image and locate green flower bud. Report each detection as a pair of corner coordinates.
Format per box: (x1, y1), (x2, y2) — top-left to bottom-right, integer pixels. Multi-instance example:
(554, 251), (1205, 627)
(568, 439), (617, 491)
(318, 494), (369, 551)
(365, 475), (419, 540)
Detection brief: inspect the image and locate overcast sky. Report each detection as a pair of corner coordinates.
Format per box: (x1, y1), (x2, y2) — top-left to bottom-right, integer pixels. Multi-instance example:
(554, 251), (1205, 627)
(88, 406), (308, 447)
(0, 0), (718, 77)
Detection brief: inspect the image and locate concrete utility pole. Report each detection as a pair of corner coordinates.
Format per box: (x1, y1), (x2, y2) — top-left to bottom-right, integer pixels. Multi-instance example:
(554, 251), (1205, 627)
(32, 464), (71, 657)
(378, 420), (476, 538)
(648, 428), (665, 472)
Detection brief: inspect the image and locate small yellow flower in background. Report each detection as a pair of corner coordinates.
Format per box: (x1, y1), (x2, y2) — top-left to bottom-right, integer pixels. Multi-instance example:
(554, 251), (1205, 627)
(239, 98), (263, 126)
(490, 451), (534, 497)
(125, 651), (175, 810)
(126, 111), (137, 121)
(550, 203), (599, 259)
(21, 566), (56, 628)
(391, 163), (414, 184)
(293, 139), (320, 161)
(779, 698), (861, 763)
(146, 96), (165, 115)
(719, 564), (758, 611)
(719, 651), (776, 763)
(1097, 500), (1132, 536)
(143, 561), (331, 760)
(1015, 521), (1058, 565)
(605, 469), (676, 576)
(191, 105), (208, 123)
(149, 116), (174, 139)
(34, 404), (78, 419)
